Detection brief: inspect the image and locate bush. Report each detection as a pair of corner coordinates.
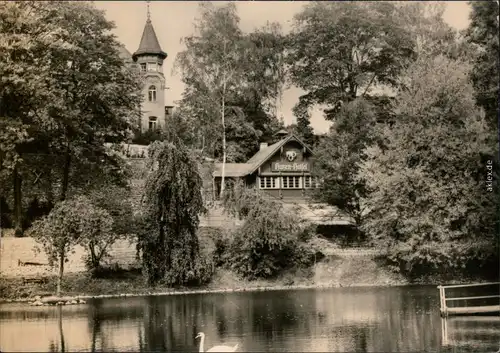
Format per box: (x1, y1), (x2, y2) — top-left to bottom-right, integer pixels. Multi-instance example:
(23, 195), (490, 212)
(86, 184), (135, 237)
(208, 228), (234, 267)
(24, 198), (53, 230)
(30, 198), (88, 296)
(220, 183), (316, 280)
(0, 197), (12, 229)
(297, 224), (317, 242)
(77, 201), (116, 274)
(162, 251), (214, 287)
(132, 129), (165, 146)
(31, 196), (118, 278)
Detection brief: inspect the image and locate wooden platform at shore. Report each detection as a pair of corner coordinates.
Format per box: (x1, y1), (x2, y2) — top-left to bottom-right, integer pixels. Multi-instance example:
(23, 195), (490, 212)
(438, 282), (500, 317)
(444, 305), (500, 316)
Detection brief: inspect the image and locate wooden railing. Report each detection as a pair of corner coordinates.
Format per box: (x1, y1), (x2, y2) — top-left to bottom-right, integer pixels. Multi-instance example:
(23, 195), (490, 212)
(438, 282), (500, 316)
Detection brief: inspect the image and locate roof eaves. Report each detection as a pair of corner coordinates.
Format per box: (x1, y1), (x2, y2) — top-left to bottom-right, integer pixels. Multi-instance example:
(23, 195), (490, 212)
(246, 135), (293, 175)
(246, 134), (314, 175)
(289, 133), (314, 155)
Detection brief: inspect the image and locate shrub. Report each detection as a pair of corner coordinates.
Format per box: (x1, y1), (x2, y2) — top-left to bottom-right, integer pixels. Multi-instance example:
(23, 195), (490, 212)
(31, 196), (118, 281)
(208, 227), (234, 267)
(24, 198), (53, 230)
(0, 197), (12, 229)
(30, 198), (86, 296)
(86, 184), (135, 237)
(163, 251), (215, 287)
(76, 201), (116, 274)
(221, 183), (316, 279)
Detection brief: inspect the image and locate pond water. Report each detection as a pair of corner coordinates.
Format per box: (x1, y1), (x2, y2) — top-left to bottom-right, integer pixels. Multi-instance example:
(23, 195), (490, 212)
(0, 285), (498, 352)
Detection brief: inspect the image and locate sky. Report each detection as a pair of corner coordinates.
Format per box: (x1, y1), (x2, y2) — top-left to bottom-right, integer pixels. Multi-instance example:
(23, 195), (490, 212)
(94, 1), (472, 134)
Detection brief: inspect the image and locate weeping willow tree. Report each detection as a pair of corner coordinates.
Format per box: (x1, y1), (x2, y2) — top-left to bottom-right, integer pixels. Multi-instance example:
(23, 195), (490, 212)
(138, 141), (210, 286)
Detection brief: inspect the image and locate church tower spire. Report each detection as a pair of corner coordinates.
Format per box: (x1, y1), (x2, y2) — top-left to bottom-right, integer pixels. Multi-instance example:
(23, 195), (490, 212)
(134, 0), (167, 133)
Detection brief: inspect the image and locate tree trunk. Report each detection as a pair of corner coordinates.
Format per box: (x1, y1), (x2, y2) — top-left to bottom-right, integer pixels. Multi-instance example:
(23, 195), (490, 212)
(46, 168), (54, 206)
(89, 243), (100, 275)
(57, 249), (65, 297)
(60, 147), (71, 202)
(13, 164), (23, 237)
(219, 89), (227, 199)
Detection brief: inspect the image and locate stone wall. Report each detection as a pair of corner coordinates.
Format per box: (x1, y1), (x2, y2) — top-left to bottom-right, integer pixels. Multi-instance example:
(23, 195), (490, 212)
(0, 237), (139, 278)
(0, 227), (223, 278)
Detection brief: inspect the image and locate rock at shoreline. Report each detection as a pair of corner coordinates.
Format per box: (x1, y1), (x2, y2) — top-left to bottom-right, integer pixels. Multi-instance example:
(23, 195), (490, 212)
(41, 296), (74, 304)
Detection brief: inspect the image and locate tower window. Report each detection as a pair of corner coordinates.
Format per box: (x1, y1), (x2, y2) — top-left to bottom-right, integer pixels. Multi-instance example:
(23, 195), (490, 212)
(140, 63), (146, 72)
(148, 116), (157, 130)
(147, 62), (157, 72)
(148, 85), (157, 102)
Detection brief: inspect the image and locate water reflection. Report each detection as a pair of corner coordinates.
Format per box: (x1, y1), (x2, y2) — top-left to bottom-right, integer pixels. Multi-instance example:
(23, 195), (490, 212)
(0, 286), (499, 352)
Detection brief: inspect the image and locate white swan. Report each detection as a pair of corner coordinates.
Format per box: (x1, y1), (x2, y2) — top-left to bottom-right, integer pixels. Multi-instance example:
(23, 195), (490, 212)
(195, 332), (239, 352)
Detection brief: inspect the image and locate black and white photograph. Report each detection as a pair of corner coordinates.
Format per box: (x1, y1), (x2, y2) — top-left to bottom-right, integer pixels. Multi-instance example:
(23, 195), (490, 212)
(0, 0), (498, 352)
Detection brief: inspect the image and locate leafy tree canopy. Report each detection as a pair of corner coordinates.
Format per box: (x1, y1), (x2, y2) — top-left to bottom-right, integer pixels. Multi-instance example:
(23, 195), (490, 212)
(287, 1), (414, 120)
(359, 55), (498, 276)
(174, 3), (286, 160)
(466, 0), (499, 129)
(313, 98), (379, 227)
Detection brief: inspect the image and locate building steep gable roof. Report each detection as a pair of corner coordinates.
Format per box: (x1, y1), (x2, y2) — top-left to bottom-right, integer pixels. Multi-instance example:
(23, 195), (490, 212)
(133, 19), (167, 60)
(212, 163), (253, 178)
(245, 133), (314, 174)
(212, 133), (314, 178)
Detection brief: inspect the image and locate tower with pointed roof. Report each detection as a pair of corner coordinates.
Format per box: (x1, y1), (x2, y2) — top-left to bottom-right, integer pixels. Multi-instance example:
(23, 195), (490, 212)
(133, 1), (167, 133)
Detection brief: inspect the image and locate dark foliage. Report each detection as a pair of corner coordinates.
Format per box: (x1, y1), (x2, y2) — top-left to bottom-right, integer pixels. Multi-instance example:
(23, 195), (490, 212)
(138, 141), (212, 286)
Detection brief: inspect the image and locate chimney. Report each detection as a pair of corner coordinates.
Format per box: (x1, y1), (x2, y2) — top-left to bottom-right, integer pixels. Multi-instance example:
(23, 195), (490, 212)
(259, 142), (268, 150)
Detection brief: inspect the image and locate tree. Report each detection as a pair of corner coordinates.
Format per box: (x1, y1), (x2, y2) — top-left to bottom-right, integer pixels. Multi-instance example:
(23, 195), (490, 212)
(313, 98), (379, 229)
(41, 1), (142, 202)
(395, 2), (457, 58)
(174, 3), (288, 186)
(466, 0), (499, 129)
(86, 183), (135, 237)
(0, 1), (67, 235)
(0, 2), (142, 234)
(358, 55), (498, 277)
(294, 109), (316, 148)
(30, 198), (85, 296)
(75, 197), (115, 274)
(287, 1), (414, 120)
(223, 107), (261, 163)
(138, 141), (210, 286)
(175, 3), (244, 198)
(240, 22), (288, 139)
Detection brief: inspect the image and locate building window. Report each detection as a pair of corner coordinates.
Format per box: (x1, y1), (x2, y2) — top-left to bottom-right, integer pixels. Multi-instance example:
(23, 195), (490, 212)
(281, 176), (301, 189)
(147, 62), (157, 72)
(148, 116), (157, 130)
(140, 63), (146, 72)
(259, 176), (279, 189)
(304, 176), (312, 188)
(304, 176), (321, 188)
(148, 85), (157, 102)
